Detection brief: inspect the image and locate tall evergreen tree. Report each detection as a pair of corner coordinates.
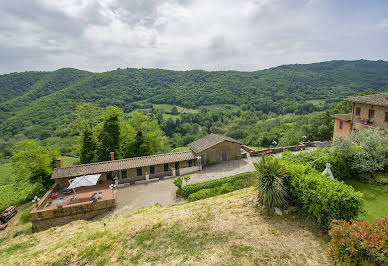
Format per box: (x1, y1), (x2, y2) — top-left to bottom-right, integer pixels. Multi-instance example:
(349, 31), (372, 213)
(80, 126), (96, 164)
(134, 131), (146, 156)
(120, 111), (163, 158)
(96, 106), (121, 161)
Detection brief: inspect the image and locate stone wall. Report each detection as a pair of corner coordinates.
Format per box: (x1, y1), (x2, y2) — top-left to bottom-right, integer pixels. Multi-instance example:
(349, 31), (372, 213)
(179, 165), (201, 176)
(353, 103), (388, 131)
(199, 141), (241, 165)
(30, 199), (115, 232)
(244, 141), (332, 157)
(118, 160), (198, 184)
(54, 160), (199, 187)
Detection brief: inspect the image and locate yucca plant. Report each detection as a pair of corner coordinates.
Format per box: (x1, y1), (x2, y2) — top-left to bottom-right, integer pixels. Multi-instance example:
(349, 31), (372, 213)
(254, 155), (288, 213)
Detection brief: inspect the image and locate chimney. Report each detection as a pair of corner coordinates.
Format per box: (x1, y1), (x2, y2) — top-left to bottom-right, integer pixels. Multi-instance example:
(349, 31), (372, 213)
(110, 152), (115, 161)
(57, 158), (62, 168)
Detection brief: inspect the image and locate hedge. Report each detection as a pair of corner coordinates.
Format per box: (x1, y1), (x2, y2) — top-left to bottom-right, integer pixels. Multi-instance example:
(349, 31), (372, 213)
(187, 176), (255, 202)
(282, 148), (354, 180)
(282, 161), (364, 228)
(180, 172), (256, 198)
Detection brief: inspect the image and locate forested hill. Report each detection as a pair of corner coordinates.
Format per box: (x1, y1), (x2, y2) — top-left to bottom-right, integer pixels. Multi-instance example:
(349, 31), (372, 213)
(0, 59), (388, 140)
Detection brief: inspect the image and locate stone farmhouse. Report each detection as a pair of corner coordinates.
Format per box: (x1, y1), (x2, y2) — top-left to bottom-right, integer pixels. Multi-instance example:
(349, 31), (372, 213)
(30, 134), (242, 232)
(332, 92), (388, 139)
(52, 134), (242, 187)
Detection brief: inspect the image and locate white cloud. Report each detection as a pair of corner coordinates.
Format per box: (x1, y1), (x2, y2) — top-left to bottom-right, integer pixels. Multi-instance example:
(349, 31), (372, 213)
(0, 0), (387, 73)
(377, 19), (388, 29)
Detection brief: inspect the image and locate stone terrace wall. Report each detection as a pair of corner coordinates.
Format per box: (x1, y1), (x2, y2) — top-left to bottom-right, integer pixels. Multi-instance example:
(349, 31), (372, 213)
(242, 141), (332, 157)
(30, 199), (115, 232)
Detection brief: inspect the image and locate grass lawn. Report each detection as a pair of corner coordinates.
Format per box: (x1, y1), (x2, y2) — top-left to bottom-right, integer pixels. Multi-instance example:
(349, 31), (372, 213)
(162, 113), (180, 121)
(61, 156), (79, 167)
(0, 188), (330, 265)
(345, 180), (388, 223)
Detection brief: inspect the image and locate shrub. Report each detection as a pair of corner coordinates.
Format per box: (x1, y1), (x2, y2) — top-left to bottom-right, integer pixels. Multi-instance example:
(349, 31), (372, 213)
(19, 206), (33, 224)
(254, 156), (288, 212)
(187, 175), (255, 202)
(328, 217), (388, 265)
(183, 175), (191, 186)
(181, 172), (256, 198)
(173, 177), (183, 190)
(282, 148), (353, 180)
(0, 182), (45, 212)
(334, 128), (388, 177)
(282, 160), (364, 227)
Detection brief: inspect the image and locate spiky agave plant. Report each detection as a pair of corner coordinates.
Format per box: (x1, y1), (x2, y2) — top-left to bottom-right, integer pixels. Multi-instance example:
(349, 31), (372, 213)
(254, 155), (288, 213)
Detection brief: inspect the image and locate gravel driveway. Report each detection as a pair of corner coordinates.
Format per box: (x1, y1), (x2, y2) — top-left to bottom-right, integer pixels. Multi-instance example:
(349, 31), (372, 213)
(114, 148), (317, 215)
(114, 158), (254, 215)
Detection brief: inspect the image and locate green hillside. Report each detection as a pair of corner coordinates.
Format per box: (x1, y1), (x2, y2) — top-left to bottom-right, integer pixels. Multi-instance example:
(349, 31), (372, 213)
(0, 60), (387, 141)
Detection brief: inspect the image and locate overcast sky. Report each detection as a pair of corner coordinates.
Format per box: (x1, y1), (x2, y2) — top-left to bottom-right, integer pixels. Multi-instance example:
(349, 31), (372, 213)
(0, 0), (387, 74)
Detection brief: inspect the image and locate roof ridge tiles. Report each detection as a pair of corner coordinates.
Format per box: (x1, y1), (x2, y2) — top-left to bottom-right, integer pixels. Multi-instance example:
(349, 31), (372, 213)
(54, 150), (194, 170)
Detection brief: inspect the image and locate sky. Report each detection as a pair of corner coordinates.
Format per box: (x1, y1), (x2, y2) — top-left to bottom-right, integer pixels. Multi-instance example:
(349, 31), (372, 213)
(0, 0), (388, 74)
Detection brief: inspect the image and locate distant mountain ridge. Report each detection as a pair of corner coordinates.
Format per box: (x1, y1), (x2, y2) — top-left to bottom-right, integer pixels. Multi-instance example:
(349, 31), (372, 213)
(0, 59), (387, 139)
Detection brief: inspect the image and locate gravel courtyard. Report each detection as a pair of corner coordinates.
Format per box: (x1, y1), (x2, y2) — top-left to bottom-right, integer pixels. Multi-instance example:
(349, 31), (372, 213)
(114, 158), (255, 215)
(114, 148), (316, 215)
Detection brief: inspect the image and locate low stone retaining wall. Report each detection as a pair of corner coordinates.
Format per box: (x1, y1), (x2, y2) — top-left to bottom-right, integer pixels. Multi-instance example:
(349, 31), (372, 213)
(30, 199), (115, 232)
(242, 141), (332, 157)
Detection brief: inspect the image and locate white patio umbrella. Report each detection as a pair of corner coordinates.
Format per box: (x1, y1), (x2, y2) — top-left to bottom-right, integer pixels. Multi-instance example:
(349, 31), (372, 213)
(67, 174), (102, 190)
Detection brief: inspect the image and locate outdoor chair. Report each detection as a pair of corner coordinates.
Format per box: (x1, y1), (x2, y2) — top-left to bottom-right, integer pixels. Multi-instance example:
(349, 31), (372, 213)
(69, 195), (77, 202)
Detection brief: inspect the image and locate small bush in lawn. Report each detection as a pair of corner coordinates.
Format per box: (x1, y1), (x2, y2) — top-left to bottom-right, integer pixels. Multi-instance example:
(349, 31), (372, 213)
(173, 176), (183, 190)
(19, 206), (33, 224)
(183, 175), (191, 186)
(328, 217), (388, 265)
(254, 156), (288, 213)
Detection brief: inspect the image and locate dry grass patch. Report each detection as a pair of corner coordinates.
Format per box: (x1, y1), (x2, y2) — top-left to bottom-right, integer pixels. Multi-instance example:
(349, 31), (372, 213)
(0, 188), (330, 265)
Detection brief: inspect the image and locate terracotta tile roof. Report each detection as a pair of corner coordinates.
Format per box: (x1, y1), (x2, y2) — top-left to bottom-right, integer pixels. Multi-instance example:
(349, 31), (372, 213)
(52, 151), (196, 179)
(332, 113), (352, 121)
(188, 134), (242, 153)
(345, 92), (388, 107)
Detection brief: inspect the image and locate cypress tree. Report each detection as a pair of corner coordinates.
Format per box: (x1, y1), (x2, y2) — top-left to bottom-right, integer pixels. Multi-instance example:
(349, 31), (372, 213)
(96, 106), (121, 161)
(80, 126), (96, 164)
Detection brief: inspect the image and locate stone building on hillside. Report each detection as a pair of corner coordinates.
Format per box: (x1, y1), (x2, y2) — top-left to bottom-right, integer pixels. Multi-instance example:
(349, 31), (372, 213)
(30, 134), (243, 232)
(51, 134), (243, 187)
(332, 92), (388, 140)
(188, 134), (242, 166)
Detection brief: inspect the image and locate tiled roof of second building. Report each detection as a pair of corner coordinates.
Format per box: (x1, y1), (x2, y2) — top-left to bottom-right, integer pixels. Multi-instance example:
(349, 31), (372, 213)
(188, 134), (242, 153)
(345, 92), (388, 107)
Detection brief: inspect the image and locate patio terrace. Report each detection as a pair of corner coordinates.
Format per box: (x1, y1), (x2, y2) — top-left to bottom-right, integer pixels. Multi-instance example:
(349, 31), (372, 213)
(33, 181), (115, 213)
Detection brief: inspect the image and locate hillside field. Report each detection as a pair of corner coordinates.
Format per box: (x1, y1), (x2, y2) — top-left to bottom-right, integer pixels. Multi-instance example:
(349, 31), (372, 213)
(0, 188), (330, 265)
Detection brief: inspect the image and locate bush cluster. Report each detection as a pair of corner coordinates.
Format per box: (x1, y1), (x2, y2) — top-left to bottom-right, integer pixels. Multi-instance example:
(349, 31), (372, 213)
(0, 182), (45, 212)
(187, 177), (255, 202)
(281, 161), (364, 227)
(282, 148), (353, 180)
(180, 172), (256, 198)
(328, 217), (388, 265)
